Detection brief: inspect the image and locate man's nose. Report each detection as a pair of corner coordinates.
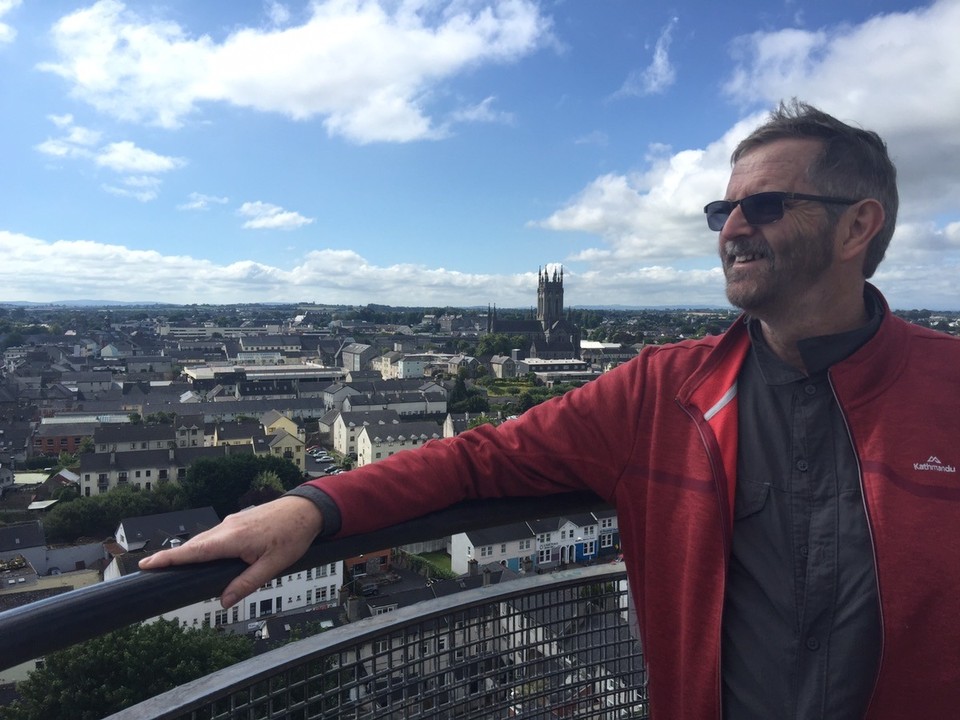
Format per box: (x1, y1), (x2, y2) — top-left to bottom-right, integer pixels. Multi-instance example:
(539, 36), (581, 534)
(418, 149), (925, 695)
(719, 203), (753, 240)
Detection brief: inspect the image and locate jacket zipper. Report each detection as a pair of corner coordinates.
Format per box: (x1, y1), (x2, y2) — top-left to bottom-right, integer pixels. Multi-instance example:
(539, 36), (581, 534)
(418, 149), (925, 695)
(828, 373), (884, 719)
(679, 399), (730, 720)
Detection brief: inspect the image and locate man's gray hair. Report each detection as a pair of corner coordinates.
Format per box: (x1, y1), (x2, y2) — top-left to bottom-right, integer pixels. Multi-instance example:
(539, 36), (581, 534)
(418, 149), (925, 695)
(732, 99), (899, 278)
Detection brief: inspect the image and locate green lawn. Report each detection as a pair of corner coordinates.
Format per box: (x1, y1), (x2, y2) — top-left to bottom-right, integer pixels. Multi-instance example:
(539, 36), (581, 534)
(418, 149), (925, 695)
(418, 551), (452, 573)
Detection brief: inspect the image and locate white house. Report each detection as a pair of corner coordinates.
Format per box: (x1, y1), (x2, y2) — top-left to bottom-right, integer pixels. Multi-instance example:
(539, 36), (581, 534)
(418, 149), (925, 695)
(355, 421), (442, 467)
(450, 521), (537, 575)
(332, 410), (400, 457)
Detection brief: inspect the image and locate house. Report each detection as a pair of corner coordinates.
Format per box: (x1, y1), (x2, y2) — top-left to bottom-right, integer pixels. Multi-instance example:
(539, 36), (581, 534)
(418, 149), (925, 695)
(93, 423), (176, 453)
(263, 428), (304, 469)
(450, 521), (537, 575)
(342, 390), (447, 417)
(78, 444), (255, 496)
(174, 414), (206, 447)
(0, 521), (46, 573)
(340, 343), (378, 373)
(112, 507), (221, 554)
(488, 354), (517, 379)
(355, 420), (443, 467)
(59, 371), (116, 396)
(450, 511), (620, 575)
(212, 419), (265, 447)
(0, 461), (13, 497)
(332, 410), (400, 457)
(32, 421), (99, 457)
(261, 410), (302, 440)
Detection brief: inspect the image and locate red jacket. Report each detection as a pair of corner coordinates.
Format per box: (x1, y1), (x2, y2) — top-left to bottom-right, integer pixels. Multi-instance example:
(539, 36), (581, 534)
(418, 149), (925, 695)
(307, 289), (960, 718)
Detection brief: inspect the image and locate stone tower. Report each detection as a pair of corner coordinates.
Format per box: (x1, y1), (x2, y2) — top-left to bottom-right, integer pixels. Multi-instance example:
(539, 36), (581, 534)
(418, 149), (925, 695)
(537, 266), (564, 330)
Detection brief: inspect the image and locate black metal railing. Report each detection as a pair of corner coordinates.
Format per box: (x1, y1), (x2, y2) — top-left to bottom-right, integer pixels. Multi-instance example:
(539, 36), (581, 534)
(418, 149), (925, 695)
(1, 491), (649, 719)
(105, 564), (647, 720)
(0, 492), (609, 670)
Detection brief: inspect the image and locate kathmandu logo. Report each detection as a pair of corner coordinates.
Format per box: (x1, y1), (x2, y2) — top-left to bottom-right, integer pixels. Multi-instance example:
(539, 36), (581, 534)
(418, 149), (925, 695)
(913, 456), (957, 473)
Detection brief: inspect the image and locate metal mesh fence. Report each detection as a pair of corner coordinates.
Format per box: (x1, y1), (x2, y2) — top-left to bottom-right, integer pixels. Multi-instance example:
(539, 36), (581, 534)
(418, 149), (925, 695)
(107, 566), (648, 720)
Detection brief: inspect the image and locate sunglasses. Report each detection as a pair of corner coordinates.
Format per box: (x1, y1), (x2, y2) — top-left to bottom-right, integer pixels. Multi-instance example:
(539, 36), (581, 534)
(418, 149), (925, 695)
(703, 192), (859, 231)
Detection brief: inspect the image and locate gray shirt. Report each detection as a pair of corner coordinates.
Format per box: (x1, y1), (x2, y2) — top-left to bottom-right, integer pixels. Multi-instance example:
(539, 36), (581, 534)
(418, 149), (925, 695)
(722, 296), (883, 719)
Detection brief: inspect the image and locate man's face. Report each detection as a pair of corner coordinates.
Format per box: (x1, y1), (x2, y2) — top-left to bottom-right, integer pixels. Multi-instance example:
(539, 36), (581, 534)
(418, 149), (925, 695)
(719, 139), (838, 316)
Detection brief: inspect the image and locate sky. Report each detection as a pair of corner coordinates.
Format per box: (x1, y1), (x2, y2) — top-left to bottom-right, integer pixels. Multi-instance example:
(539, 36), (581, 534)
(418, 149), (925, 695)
(2, 0), (959, 310)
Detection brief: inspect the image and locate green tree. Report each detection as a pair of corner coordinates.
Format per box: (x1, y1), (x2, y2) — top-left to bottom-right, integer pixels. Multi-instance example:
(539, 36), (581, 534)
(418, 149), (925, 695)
(180, 454), (303, 517)
(0, 619), (252, 720)
(43, 485), (184, 544)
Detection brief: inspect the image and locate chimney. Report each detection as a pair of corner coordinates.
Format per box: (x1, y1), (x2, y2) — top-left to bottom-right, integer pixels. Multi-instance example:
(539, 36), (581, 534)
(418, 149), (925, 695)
(467, 558), (478, 576)
(482, 567), (492, 587)
(345, 595), (361, 623)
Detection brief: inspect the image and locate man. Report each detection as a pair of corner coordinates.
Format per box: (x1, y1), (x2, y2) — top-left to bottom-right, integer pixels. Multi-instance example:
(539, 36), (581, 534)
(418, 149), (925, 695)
(141, 101), (960, 718)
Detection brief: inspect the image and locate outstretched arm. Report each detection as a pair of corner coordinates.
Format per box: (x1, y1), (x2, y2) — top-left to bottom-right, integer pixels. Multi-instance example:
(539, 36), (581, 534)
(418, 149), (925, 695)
(138, 495), (323, 609)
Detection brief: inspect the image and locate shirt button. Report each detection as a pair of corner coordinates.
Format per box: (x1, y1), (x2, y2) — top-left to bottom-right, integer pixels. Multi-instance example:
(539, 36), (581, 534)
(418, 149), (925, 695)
(804, 385), (816, 396)
(800, 545), (809, 558)
(806, 637), (820, 651)
(796, 459), (809, 472)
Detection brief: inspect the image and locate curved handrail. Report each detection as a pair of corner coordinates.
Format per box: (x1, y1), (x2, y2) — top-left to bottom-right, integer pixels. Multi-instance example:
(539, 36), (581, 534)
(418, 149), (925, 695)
(0, 491), (609, 671)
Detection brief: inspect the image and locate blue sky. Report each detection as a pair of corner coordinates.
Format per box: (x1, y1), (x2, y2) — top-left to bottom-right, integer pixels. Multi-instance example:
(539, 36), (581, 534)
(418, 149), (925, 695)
(2, 0), (959, 309)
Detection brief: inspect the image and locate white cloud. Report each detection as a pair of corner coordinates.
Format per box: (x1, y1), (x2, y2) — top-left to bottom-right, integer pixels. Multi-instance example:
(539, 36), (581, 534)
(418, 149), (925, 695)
(447, 96), (513, 125)
(0, 230), (731, 307)
(95, 140), (185, 173)
(35, 115), (181, 201)
(265, 1), (291, 27)
(38, 0), (552, 143)
(102, 176), (162, 202)
(179, 192), (230, 211)
(238, 201), (314, 230)
(614, 17), (678, 98)
(0, 0), (20, 44)
(574, 130), (608, 147)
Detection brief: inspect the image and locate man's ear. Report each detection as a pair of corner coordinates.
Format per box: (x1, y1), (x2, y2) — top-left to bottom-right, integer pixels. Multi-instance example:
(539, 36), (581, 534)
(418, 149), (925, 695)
(838, 198), (885, 263)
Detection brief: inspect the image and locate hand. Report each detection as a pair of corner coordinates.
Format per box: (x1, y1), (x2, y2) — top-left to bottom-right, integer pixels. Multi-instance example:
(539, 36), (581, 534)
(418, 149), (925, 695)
(138, 495), (324, 608)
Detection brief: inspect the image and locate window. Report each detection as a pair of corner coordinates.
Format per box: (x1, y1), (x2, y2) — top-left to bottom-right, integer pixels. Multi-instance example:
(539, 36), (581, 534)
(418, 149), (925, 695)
(480, 545), (493, 557)
(601, 518), (614, 530)
(601, 534), (614, 548)
(135, 470), (141, 478)
(538, 548), (552, 563)
(500, 544), (506, 554)
(306, 589), (313, 604)
(583, 541), (596, 555)
(518, 539), (531, 551)
(306, 568), (313, 580)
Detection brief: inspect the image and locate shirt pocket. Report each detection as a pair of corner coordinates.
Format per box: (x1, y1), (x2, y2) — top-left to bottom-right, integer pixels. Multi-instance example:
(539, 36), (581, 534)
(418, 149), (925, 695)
(733, 479), (770, 520)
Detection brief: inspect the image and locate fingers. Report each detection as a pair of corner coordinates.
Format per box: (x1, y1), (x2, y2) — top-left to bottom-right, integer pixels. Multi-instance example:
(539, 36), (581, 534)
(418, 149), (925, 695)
(138, 533), (221, 569)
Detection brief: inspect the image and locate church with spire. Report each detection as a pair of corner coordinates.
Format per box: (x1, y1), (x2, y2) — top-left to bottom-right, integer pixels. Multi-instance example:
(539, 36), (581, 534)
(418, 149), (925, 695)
(486, 266), (581, 359)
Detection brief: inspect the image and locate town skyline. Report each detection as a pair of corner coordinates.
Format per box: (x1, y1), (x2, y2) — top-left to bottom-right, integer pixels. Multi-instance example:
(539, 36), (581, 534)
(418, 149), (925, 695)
(2, 1), (959, 309)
